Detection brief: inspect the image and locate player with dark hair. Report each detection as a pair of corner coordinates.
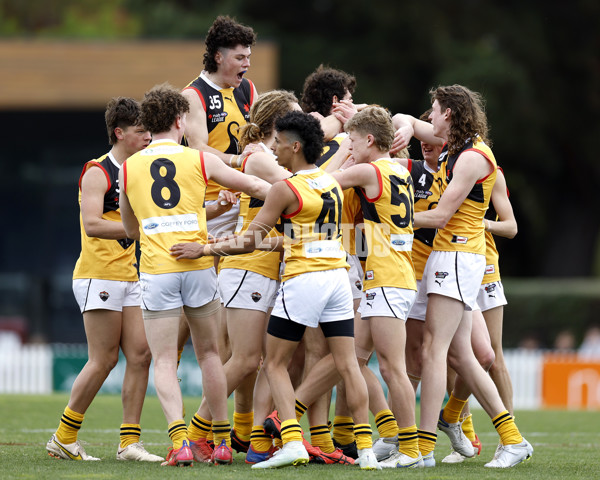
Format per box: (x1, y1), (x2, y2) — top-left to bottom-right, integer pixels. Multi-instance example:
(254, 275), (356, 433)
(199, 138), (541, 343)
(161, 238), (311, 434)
(46, 97), (162, 463)
(171, 111), (379, 470)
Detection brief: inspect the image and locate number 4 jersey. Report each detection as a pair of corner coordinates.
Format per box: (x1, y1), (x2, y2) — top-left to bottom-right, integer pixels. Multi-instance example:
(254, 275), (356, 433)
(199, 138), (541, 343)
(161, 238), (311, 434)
(280, 168), (349, 282)
(123, 140), (213, 274)
(356, 158), (417, 292)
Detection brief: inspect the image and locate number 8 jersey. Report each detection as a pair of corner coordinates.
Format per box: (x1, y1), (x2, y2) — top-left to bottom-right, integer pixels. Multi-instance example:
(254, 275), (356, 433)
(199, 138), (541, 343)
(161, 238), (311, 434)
(356, 158), (417, 292)
(123, 140), (214, 274)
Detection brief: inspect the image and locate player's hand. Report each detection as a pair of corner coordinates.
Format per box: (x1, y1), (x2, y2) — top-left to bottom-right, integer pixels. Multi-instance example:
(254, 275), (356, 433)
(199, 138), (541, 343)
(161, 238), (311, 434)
(240, 143), (262, 157)
(170, 243), (206, 259)
(390, 125), (414, 154)
(217, 189), (239, 208)
(332, 100), (358, 125)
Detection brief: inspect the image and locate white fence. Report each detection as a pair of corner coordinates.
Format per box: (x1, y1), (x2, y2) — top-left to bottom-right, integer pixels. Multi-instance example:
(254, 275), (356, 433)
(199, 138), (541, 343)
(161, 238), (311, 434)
(0, 333), (548, 409)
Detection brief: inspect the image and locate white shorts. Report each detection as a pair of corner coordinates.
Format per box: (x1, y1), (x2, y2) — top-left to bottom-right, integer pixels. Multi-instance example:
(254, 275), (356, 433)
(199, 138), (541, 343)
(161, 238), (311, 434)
(139, 268), (219, 311)
(473, 280), (507, 312)
(359, 287), (416, 320)
(407, 280), (427, 321)
(219, 268), (279, 313)
(271, 268), (354, 327)
(73, 279), (141, 313)
(420, 250), (485, 311)
(206, 200), (240, 238)
(347, 254), (364, 300)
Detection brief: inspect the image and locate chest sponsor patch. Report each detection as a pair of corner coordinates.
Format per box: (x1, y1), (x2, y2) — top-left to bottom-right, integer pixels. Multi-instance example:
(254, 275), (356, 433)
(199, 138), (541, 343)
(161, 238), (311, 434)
(366, 270), (374, 280)
(485, 264), (496, 275)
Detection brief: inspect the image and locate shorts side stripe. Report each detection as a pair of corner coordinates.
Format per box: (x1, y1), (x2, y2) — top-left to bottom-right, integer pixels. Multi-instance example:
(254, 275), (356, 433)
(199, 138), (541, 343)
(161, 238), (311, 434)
(225, 270), (248, 307)
(380, 287), (398, 317)
(281, 283), (292, 321)
(454, 252), (464, 303)
(83, 279), (92, 311)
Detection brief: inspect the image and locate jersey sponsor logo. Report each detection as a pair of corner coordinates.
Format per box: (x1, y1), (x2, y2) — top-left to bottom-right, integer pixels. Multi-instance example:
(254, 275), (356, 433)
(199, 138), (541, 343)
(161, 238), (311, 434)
(141, 145), (184, 156)
(451, 235), (468, 244)
(303, 240), (345, 258)
(99, 291), (109, 302)
(208, 112), (229, 123)
(434, 271), (448, 286)
(307, 175), (335, 190)
(414, 189), (433, 200)
(142, 213), (199, 235)
(251, 292), (262, 303)
(485, 264), (496, 275)
(366, 270), (374, 280)
(390, 233), (413, 252)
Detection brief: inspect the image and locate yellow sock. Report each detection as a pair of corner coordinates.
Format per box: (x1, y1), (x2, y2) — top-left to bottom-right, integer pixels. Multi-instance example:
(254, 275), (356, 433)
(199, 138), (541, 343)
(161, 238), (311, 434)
(250, 425), (273, 452)
(168, 419), (188, 450)
(119, 423), (141, 448)
(56, 406), (84, 445)
(280, 419), (303, 444)
(295, 399), (308, 421)
(493, 410), (523, 445)
(187, 413), (211, 441)
(332, 415), (355, 445)
(374, 409), (399, 438)
(233, 411), (253, 441)
(353, 423), (373, 450)
(212, 420), (231, 448)
(397, 424), (419, 458)
(417, 430), (437, 456)
(310, 424), (335, 453)
(461, 414), (476, 442)
(442, 393), (468, 424)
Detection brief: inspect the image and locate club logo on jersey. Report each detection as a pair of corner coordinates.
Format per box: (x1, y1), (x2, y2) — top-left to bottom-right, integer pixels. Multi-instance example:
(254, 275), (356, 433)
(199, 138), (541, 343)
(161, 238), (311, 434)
(208, 112), (228, 123)
(451, 235), (468, 244)
(434, 271), (449, 286)
(485, 283), (497, 298)
(366, 270), (374, 280)
(251, 292), (262, 303)
(99, 291), (109, 302)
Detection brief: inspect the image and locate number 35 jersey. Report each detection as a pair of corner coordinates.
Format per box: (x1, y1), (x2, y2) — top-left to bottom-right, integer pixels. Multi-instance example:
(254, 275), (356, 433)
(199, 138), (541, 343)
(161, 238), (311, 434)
(123, 140), (213, 274)
(356, 158), (417, 292)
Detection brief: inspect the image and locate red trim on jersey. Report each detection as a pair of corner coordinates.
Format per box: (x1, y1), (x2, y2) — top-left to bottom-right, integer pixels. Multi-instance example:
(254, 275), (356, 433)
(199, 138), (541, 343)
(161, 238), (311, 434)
(183, 86), (206, 111)
(122, 161), (128, 193)
(240, 153), (251, 173)
(406, 158), (413, 172)
(281, 179), (303, 218)
(79, 161), (110, 193)
(452, 148), (496, 184)
(199, 152), (209, 185)
(361, 163), (383, 202)
(247, 79), (256, 105)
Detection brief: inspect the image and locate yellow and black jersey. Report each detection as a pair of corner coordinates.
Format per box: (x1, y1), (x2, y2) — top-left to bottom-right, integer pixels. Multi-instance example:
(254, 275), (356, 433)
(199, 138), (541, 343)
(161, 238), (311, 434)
(406, 159), (442, 280)
(280, 168), (348, 281)
(356, 159), (417, 291)
(316, 133), (347, 171)
(183, 73), (255, 200)
(220, 153), (282, 280)
(73, 152), (138, 282)
(123, 140), (213, 274)
(481, 166), (510, 284)
(434, 138), (497, 255)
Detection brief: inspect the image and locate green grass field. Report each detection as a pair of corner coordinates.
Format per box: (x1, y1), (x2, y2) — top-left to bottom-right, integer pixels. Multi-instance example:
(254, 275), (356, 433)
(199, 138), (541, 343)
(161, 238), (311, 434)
(0, 394), (598, 479)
